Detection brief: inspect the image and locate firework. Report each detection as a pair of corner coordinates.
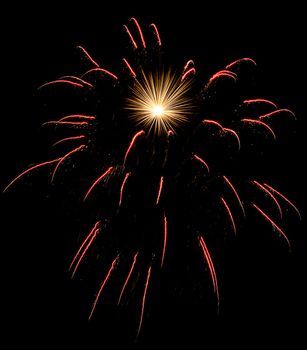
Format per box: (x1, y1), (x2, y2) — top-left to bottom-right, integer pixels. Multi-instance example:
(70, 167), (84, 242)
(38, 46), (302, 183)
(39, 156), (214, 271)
(3, 17), (301, 340)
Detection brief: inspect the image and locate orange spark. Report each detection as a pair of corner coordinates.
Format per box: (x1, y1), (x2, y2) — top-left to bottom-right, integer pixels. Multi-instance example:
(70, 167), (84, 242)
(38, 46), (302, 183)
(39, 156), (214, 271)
(220, 197), (236, 234)
(156, 176), (164, 205)
(117, 251), (139, 305)
(51, 145), (86, 182)
(130, 17), (146, 48)
(123, 130), (145, 165)
(84, 166), (113, 201)
(88, 255), (119, 320)
(263, 183), (301, 220)
(193, 153), (210, 174)
(77, 45), (100, 68)
(3, 158), (61, 192)
(149, 23), (161, 46)
(136, 265), (152, 338)
(252, 203), (291, 251)
(241, 118), (276, 139)
(52, 135), (86, 147)
(252, 180), (283, 219)
(123, 25), (138, 49)
(161, 213), (168, 268)
(223, 176), (245, 216)
(198, 236), (219, 307)
(119, 172), (131, 207)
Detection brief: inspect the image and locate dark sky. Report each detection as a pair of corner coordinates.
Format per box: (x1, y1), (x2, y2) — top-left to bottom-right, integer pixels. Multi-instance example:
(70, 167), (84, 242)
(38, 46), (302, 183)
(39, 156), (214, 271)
(1, 3), (306, 348)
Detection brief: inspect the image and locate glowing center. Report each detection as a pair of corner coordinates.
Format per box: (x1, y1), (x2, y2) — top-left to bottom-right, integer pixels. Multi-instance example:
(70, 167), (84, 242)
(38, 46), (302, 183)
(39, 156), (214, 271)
(152, 105), (164, 117)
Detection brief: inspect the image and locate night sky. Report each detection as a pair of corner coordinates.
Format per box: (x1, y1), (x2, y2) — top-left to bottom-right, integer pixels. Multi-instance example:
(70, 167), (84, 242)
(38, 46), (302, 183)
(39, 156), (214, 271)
(1, 3), (306, 348)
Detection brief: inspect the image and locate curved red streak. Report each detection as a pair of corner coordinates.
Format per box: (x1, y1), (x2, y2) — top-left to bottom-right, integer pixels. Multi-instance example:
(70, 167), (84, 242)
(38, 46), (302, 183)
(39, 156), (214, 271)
(263, 183), (301, 220)
(136, 265), (152, 338)
(71, 228), (100, 278)
(252, 203), (291, 252)
(243, 99), (277, 109)
(59, 115), (96, 121)
(123, 58), (137, 78)
(119, 172), (131, 207)
(223, 128), (241, 150)
(43, 121), (88, 126)
(84, 166), (113, 201)
(123, 25), (138, 49)
(225, 57), (257, 69)
(252, 180), (283, 219)
(209, 72), (237, 83)
(202, 119), (224, 130)
(117, 251), (139, 305)
(259, 108), (296, 120)
(181, 67), (196, 81)
(88, 255), (119, 321)
(241, 119), (276, 139)
(59, 75), (93, 88)
(156, 176), (164, 205)
(123, 130), (145, 165)
(130, 17), (146, 49)
(150, 23), (161, 46)
(69, 221), (101, 272)
(223, 176), (245, 216)
(183, 59), (195, 72)
(77, 45), (100, 68)
(3, 158), (61, 192)
(51, 145), (86, 182)
(220, 197), (237, 234)
(161, 213), (168, 268)
(193, 153), (210, 174)
(81, 68), (118, 80)
(38, 80), (83, 89)
(52, 135), (86, 147)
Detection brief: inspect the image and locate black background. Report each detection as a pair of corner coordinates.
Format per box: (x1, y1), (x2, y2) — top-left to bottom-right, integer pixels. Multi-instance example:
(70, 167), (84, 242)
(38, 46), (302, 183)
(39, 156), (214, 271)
(1, 3), (306, 348)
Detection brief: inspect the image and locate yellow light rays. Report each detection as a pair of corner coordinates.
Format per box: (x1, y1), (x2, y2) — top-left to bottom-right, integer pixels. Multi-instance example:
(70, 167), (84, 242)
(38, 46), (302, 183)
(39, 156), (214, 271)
(126, 70), (193, 134)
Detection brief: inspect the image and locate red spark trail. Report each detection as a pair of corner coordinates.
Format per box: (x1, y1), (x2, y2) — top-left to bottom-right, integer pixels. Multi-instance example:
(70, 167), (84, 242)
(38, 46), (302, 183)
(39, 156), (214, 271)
(156, 176), (164, 205)
(123, 25), (138, 49)
(81, 68), (118, 80)
(70, 226), (101, 278)
(43, 121), (89, 127)
(77, 45), (100, 68)
(252, 203), (291, 251)
(193, 154), (210, 174)
(84, 166), (114, 201)
(259, 108), (296, 120)
(223, 128), (241, 150)
(59, 75), (94, 88)
(38, 80), (84, 89)
(263, 183), (301, 220)
(136, 265), (152, 338)
(243, 99), (277, 109)
(225, 57), (257, 69)
(183, 60), (195, 72)
(117, 251), (139, 305)
(220, 197), (237, 234)
(88, 255), (119, 321)
(119, 172), (131, 207)
(130, 17), (146, 49)
(209, 70), (237, 83)
(161, 213), (168, 268)
(149, 23), (161, 46)
(59, 115), (96, 121)
(241, 119), (276, 139)
(223, 176), (245, 216)
(51, 144), (86, 182)
(52, 135), (86, 147)
(252, 180), (283, 219)
(69, 221), (101, 272)
(181, 67), (196, 81)
(3, 158), (61, 192)
(123, 58), (137, 78)
(203, 119), (224, 130)
(123, 130), (145, 165)
(198, 236), (219, 307)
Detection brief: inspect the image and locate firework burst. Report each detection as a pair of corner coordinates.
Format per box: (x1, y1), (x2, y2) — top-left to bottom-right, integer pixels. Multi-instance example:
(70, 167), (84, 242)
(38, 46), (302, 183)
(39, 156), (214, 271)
(3, 17), (301, 341)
